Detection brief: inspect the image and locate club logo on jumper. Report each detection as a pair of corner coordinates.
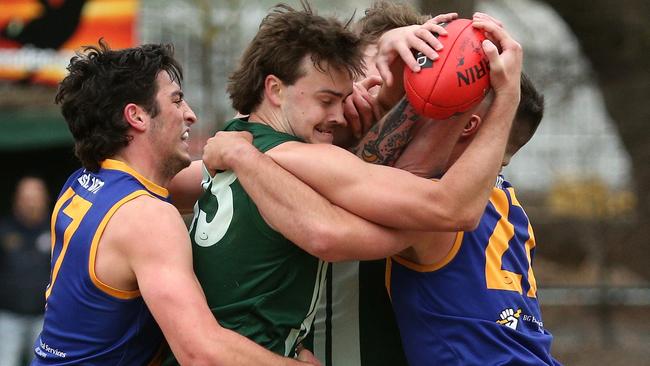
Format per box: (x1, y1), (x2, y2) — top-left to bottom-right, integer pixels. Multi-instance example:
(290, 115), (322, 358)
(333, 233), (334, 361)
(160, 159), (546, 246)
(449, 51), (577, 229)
(415, 52), (434, 69)
(78, 173), (105, 194)
(415, 22), (448, 69)
(496, 307), (521, 330)
(456, 57), (489, 87)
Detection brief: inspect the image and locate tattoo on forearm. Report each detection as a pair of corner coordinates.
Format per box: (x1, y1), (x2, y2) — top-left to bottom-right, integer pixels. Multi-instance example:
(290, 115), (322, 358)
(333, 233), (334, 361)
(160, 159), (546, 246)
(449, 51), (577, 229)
(354, 98), (421, 166)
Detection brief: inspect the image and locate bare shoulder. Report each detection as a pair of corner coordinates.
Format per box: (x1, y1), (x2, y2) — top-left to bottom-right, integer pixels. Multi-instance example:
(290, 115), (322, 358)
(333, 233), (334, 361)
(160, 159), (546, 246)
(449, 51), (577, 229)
(114, 195), (183, 227)
(107, 195), (188, 255)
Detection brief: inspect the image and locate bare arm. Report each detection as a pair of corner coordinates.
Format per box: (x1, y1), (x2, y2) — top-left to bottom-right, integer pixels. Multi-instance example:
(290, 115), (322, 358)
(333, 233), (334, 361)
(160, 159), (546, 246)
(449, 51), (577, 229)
(202, 132), (423, 262)
(107, 197), (314, 365)
(268, 97), (515, 232)
(267, 142), (466, 231)
(266, 21), (522, 232)
(168, 160), (203, 214)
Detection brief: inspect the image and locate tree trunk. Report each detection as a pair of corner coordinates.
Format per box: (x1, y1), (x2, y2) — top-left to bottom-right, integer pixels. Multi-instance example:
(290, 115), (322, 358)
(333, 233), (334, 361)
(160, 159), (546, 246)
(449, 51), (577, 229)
(542, 0), (650, 278)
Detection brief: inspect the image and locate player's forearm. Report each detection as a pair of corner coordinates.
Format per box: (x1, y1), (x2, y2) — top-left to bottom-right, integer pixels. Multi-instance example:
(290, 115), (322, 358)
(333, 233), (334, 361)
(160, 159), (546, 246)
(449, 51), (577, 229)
(230, 148), (413, 261)
(437, 93), (517, 227)
(307, 209), (428, 262)
(353, 98), (420, 165)
(225, 144), (355, 253)
(168, 160), (203, 214)
(207, 327), (317, 366)
(171, 325), (316, 365)
(268, 142), (468, 231)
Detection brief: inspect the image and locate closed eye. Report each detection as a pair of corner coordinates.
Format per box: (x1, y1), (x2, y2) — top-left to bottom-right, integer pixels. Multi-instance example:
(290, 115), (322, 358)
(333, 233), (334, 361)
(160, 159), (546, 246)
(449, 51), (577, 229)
(320, 98), (334, 106)
(172, 91), (185, 105)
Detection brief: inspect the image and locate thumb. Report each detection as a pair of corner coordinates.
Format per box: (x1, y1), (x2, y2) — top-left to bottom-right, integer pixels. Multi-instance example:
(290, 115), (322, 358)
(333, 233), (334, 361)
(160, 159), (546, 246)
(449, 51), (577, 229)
(482, 39), (500, 67)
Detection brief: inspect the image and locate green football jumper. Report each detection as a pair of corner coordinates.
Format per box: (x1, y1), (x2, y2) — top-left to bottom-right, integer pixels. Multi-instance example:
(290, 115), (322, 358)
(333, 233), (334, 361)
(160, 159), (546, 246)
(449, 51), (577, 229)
(190, 119), (328, 356)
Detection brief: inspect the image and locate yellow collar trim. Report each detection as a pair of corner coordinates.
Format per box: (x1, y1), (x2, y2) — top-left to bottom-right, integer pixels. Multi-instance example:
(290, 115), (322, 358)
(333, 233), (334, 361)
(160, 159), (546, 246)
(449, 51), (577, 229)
(100, 159), (169, 198)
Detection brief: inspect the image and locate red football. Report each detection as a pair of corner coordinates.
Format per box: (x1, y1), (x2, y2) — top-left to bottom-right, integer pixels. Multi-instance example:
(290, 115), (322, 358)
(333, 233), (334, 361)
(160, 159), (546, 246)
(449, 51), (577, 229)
(404, 19), (490, 119)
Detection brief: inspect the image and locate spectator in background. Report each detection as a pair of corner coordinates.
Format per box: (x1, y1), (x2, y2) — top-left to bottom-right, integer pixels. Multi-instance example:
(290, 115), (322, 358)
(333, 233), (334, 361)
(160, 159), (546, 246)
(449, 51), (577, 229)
(0, 176), (51, 366)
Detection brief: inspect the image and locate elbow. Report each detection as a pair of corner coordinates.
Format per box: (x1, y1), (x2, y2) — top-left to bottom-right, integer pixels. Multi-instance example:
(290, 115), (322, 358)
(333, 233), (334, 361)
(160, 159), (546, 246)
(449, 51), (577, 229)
(175, 341), (233, 366)
(453, 206), (483, 231)
(176, 352), (214, 366)
(430, 203), (482, 232)
(306, 237), (342, 263)
(171, 335), (222, 366)
(301, 223), (346, 262)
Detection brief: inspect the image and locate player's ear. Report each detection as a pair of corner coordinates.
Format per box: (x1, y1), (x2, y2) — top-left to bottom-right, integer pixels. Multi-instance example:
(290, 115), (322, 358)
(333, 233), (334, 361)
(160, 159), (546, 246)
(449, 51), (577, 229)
(265, 75), (284, 107)
(461, 114), (482, 137)
(123, 103), (147, 132)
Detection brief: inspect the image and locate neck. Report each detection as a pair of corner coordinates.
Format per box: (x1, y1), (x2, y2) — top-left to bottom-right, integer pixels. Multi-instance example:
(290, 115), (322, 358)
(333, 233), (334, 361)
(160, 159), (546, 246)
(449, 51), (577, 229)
(112, 147), (170, 188)
(248, 101), (294, 136)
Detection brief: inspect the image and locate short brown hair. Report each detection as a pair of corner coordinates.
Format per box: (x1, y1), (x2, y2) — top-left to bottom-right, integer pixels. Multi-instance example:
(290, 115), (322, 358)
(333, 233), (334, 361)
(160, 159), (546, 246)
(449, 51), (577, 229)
(514, 72), (545, 144)
(228, 1), (365, 115)
(356, 1), (429, 42)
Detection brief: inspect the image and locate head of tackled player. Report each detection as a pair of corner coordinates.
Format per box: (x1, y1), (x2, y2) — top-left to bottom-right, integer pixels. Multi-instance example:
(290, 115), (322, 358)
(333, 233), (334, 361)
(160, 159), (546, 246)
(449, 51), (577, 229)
(227, 0), (366, 144)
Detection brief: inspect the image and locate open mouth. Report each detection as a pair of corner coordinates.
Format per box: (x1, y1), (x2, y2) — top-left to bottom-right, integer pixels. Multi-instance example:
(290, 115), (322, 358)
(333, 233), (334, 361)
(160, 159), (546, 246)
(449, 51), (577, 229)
(181, 130), (189, 141)
(315, 126), (333, 135)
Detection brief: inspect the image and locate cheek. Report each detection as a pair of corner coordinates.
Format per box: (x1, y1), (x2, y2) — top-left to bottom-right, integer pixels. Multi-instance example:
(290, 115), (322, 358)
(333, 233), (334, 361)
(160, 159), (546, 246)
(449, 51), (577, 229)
(294, 103), (324, 123)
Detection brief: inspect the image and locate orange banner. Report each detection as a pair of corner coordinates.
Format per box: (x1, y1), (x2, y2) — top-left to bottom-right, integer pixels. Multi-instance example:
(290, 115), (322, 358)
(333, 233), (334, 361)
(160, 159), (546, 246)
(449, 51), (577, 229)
(0, 0), (139, 85)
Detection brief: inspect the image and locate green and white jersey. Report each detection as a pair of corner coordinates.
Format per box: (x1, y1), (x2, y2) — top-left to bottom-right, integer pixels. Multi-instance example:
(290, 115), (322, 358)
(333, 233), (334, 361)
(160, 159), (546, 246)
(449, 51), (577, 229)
(189, 119), (328, 356)
(310, 260), (408, 366)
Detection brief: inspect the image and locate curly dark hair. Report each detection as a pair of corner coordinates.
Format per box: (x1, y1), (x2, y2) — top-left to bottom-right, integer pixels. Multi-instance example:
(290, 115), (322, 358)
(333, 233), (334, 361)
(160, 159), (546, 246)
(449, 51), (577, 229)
(228, 1), (366, 115)
(55, 39), (183, 171)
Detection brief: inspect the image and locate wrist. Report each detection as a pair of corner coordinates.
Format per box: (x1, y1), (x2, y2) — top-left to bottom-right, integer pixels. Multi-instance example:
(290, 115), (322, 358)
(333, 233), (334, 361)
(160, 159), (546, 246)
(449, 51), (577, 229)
(493, 81), (521, 103)
(225, 142), (261, 169)
(491, 92), (519, 117)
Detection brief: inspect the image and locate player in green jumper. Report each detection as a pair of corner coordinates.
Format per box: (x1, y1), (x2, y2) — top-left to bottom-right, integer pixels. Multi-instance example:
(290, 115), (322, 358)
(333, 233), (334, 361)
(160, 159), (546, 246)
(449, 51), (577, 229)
(190, 119), (322, 356)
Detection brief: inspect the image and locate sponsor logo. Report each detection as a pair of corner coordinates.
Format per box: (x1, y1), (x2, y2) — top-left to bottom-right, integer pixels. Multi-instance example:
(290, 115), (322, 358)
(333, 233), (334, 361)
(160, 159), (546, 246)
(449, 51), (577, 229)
(496, 307), (545, 333)
(39, 339), (67, 358)
(78, 173), (105, 194)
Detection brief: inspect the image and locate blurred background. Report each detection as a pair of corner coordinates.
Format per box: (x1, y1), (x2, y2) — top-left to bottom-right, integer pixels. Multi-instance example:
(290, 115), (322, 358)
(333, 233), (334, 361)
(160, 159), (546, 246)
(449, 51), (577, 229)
(0, 0), (648, 365)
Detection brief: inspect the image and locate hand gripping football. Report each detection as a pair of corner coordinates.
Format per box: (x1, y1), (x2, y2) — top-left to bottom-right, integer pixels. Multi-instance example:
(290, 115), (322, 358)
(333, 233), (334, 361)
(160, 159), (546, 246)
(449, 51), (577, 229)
(404, 19), (490, 119)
